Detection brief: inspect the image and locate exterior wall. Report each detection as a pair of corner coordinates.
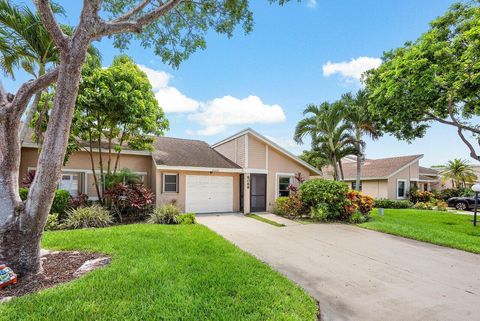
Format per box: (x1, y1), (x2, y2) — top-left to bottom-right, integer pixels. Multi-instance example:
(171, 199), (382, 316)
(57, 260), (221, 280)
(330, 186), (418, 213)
(214, 136), (245, 167)
(20, 147), (153, 199)
(247, 135), (267, 170)
(345, 180), (389, 199)
(265, 146), (311, 212)
(387, 161), (420, 199)
(156, 170), (240, 213)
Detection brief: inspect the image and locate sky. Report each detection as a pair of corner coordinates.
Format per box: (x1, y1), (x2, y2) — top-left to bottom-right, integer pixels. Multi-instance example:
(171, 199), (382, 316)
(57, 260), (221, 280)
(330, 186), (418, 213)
(3, 0), (469, 167)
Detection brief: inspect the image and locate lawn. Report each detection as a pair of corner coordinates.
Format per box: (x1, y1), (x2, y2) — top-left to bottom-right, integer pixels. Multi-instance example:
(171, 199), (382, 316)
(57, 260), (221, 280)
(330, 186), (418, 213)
(360, 209), (480, 254)
(246, 214), (285, 227)
(0, 224), (317, 321)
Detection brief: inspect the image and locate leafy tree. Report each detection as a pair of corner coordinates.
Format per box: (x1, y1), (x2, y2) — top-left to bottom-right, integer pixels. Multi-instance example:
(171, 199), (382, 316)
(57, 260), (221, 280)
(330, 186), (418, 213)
(364, 1), (480, 161)
(72, 55), (168, 203)
(0, 0), (294, 276)
(294, 102), (357, 180)
(342, 89), (381, 190)
(439, 158), (477, 188)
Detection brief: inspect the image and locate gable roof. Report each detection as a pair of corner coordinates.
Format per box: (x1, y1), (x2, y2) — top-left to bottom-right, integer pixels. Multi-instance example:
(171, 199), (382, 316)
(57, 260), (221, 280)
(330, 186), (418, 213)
(153, 137), (241, 169)
(342, 154), (423, 180)
(211, 128), (322, 175)
(419, 166), (439, 176)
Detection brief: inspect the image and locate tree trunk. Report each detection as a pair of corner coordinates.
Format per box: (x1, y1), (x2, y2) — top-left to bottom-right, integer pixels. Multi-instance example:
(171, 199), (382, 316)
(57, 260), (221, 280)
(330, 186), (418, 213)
(0, 46), (89, 276)
(355, 135), (362, 191)
(19, 92), (42, 144)
(338, 160), (345, 181)
(332, 154), (340, 181)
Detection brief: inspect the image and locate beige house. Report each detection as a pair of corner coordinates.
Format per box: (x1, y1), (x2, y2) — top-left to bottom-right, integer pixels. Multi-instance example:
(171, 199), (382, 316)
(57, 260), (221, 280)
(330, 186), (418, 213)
(20, 128), (320, 214)
(341, 155), (425, 200)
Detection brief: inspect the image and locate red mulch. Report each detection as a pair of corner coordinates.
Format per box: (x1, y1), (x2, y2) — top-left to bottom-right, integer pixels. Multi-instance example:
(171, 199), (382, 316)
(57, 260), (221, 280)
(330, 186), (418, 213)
(0, 251), (103, 299)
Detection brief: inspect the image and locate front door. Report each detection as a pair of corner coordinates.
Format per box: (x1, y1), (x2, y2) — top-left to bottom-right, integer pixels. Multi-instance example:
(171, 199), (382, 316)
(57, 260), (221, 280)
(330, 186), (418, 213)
(250, 174), (267, 212)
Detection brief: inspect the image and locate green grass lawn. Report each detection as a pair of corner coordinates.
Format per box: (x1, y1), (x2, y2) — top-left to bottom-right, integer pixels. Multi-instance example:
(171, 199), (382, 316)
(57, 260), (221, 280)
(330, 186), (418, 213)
(246, 214), (285, 227)
(0, 224), (317, 321)
(360, 209), (480, 254)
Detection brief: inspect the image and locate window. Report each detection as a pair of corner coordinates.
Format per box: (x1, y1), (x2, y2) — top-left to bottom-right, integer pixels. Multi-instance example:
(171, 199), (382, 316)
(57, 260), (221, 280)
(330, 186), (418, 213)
(351, 181), (362, 191)
(59, 173), (79, 196)
(163, 173), (178, 193)
(278, 176), (291, 197)
(397, 179), (406, 199)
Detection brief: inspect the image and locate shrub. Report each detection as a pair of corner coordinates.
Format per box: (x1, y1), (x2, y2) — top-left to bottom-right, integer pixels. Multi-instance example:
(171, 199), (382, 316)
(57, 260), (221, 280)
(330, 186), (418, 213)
(62, 205), (113, 229)
(374, 199), (412, 209)
(410, 190), (435, 203)
(300, 179), (349, 219)
(272, 193), (306, 218)
(21, 170), (35, 188)
(458, 187), (474, 197)
(148, 204), (182, 224)
(309, 205), (329, 222)
(69, 193), (88, 209)
(19, 187), (29, 201)
(272, 197), (289, 216)
(349, 210), (370, 224)
(178, 213), (196, 225)
(413, 202), (430, 210)
(51, 190), (71, 217)
(45, 214), (60, 231)
(343, 191), (374, 221)
(104, 183), (154, 222)
(435, 201), (448, 211)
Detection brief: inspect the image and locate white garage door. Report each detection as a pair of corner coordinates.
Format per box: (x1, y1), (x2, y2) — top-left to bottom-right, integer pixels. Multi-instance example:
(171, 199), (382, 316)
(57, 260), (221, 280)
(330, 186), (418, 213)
(185, 175), (234, 213)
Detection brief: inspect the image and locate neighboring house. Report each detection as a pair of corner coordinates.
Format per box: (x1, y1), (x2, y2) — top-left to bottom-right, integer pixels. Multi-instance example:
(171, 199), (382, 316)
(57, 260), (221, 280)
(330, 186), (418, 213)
(340, 155), (424, 200)
(418, 166), (441, 191)
(20, 128), (320, 214)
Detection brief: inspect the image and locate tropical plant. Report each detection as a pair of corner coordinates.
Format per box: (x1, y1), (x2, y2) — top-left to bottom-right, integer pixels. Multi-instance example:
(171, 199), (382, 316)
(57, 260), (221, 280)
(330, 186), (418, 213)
(373, 199), (412, 209)
(342, 90), (380, 190)
(300, 178), (350, 218)
(62, 205), (113, 229)
(104, 182), (155, 222)
(439, 159), (477, 188)
(0, 0), (293, 277)
(148, 204), (182, 225)
(294, 102), (357, 180)
(178, 213), (196, 225)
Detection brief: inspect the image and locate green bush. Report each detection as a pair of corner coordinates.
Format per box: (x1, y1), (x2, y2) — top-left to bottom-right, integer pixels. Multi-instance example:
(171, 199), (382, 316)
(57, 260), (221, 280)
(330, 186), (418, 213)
(309, 205), (329, 222)
(62, 205), (113, 229)
(51, 190), (71, 217)
(413, 202), (430, 210)
(45, 213), (60, 231)
(19, 187), (29, 201)
(374, 198), (412, 209)
(272, 197), (289, 216)
(349, 210), (370, 224)
(178, 213), (196, 225)
(148, 204), (182, 224)
(300, 179), (349, 218)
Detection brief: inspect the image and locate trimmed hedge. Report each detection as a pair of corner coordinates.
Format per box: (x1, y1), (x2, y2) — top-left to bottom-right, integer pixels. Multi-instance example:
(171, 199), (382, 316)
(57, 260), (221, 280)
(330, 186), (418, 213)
(300, 179), (350, 218)
(374, 198), (412, 209)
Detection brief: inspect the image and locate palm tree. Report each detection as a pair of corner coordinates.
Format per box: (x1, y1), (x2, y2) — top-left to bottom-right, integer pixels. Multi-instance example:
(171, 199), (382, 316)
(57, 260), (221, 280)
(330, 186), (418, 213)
(440, 159), (477, 188)
(294, 101), (356, 180)
(342, 90), (380, 190)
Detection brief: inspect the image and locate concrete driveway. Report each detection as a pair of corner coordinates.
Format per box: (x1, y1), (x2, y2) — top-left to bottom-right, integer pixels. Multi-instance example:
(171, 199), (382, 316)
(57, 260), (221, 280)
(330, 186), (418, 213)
(197, 213), (480, 321)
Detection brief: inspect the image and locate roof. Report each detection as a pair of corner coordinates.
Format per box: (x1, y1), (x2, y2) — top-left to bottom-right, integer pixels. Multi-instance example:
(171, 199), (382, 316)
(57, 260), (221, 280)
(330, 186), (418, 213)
(152, 137), (241, 169)
(419, 166), (439, 176)
(342, 154), (423, 180)
(211, 128), (322, 175)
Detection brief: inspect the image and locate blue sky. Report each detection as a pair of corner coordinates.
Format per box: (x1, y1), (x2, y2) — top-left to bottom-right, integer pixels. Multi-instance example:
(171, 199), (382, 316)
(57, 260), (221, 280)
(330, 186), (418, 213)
(4, 0), (468, 166)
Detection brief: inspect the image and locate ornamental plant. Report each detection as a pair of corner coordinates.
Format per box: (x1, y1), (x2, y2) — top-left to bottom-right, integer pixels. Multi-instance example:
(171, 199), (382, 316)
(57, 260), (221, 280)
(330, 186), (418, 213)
(104, 183), (154, 222)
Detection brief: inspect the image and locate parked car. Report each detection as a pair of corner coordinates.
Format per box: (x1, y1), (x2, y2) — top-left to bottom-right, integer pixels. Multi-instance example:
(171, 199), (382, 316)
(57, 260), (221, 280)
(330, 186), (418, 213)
(447, 197), (478, 211)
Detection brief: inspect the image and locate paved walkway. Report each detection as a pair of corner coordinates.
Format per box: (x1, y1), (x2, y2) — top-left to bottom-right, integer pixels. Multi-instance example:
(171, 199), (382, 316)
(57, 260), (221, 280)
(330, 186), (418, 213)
(197, 213), (480, 321)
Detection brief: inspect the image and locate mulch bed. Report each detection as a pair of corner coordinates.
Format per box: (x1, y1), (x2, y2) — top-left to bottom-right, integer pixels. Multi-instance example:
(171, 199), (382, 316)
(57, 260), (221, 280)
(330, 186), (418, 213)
(0, 251), (103, 299)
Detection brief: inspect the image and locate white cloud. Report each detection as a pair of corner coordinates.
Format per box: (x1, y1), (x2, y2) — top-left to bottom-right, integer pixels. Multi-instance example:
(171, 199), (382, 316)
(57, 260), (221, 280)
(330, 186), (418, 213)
(322, 56), (382, 82)
(189, 95), (286, 136)
(138, 65), (200, 113)
(306, 0), (317, 8)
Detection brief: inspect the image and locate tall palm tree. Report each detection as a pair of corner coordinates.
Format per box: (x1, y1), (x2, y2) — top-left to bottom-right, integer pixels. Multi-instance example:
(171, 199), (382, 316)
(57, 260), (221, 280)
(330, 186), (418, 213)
(440, 158), (477, 188)
(294, 101), (356, 180)
(342, 90), (380, 190)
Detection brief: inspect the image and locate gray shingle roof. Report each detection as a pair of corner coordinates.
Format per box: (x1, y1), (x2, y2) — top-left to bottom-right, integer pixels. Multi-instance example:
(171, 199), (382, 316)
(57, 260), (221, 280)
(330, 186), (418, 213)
(342, 155), (423, 180)
(152, 137), (241, 169)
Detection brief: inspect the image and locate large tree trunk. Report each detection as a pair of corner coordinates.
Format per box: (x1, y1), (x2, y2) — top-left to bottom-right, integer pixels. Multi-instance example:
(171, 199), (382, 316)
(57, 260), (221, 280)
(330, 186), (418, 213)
(19, 92), (42, 144)
(0, 47), (88, 276)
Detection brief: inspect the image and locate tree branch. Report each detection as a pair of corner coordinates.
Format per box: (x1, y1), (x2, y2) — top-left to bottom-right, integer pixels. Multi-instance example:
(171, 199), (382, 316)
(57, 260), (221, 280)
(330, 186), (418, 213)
(456, 127), (480, 161)
(34, 0), (69, 51)
(95, 0), (184, 37)
(112, 0), (152, 22)
(425, 112), (480, 135)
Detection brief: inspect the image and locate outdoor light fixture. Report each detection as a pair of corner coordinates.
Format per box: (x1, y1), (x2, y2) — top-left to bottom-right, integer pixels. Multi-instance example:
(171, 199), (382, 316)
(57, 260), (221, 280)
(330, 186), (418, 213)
(471, 184), (480, 227)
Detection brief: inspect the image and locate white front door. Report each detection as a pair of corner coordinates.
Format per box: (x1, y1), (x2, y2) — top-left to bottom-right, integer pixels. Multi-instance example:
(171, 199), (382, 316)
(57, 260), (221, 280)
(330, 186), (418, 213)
(185, 175), (233, 213)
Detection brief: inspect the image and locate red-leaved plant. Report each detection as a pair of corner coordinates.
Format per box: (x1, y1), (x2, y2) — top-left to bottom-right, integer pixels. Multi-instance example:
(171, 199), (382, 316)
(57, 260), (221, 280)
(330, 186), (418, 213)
(104, 183), (154, 222)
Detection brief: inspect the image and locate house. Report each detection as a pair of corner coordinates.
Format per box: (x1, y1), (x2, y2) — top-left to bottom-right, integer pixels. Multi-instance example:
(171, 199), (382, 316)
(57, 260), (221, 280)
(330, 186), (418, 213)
(418, 166), (441, 191)
(340, 155), (424, 200)
(20, 128), (320, 214)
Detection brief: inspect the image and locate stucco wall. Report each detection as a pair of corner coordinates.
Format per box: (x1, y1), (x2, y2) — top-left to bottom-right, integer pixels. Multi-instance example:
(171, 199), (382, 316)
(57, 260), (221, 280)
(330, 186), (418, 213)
(20, 147), (153, 199)
(214, 136), (245, 168)
(156, 170), (240, 213)
(266, 146), (311, 212)
(387, 162), (420, 199)
(348, 180), (388, 199)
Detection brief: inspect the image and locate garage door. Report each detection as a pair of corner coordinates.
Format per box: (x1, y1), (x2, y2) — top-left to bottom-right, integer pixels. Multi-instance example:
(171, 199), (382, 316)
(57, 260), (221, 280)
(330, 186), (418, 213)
(185, 175), (233, 213)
